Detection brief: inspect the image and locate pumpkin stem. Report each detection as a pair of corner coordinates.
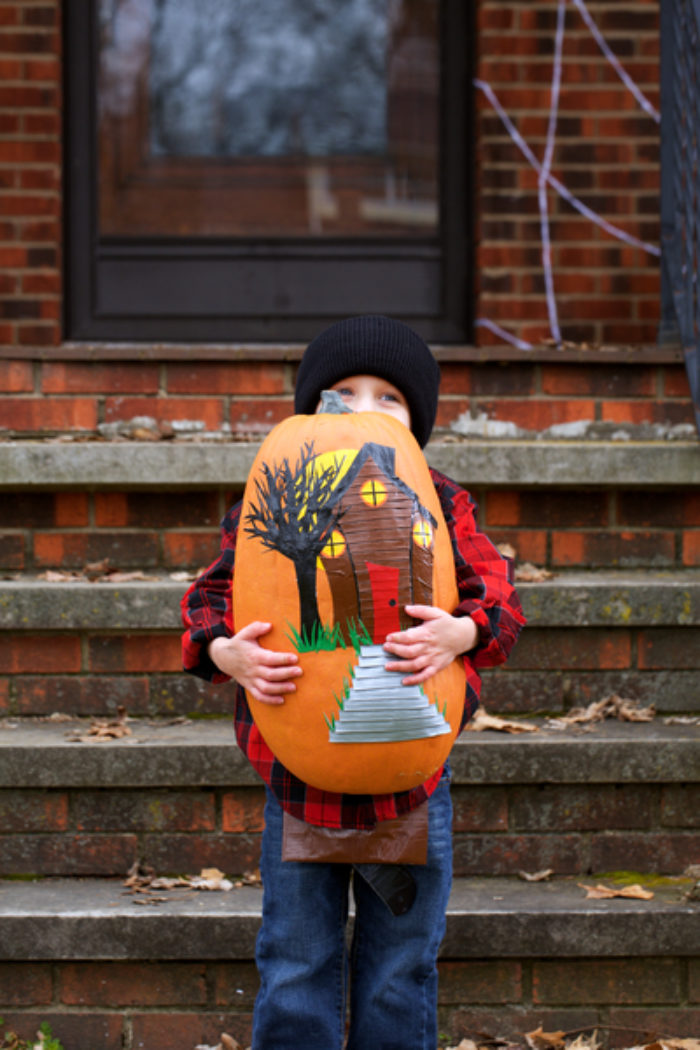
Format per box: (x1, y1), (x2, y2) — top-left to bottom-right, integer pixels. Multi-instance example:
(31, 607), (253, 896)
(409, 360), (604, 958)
(319, 389), (353, 414)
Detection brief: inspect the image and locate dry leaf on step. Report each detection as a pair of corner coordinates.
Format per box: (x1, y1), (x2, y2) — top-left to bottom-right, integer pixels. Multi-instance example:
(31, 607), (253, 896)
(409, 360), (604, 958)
(190, 868), (234, 891)
(67, 706), (131, 742)
(39, 569), (82, 581)
(514, 562), (555, 582)
(100, 570), (154, 583)
(497, 543), (517, 560)
(466, 709), (538, 734)
(518, 868), (554, 882)
(567, 1034), (601, 1050)
(221, 1036), (242, 1050)
(525, 1025), (566, 1050)
(579, 882), (654, 900)
(547, 694), (655, 729)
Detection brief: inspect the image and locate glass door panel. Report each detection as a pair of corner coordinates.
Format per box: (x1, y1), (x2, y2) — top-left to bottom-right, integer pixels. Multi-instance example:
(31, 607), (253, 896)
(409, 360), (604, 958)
(98, 0), (440, 239)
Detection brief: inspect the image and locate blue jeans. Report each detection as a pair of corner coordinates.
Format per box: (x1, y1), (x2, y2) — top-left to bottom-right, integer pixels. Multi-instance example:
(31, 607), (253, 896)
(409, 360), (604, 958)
(252, 772), (453, 1050)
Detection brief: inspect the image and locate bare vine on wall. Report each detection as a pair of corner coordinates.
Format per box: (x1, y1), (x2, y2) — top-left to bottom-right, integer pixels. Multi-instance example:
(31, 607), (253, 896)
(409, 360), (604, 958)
(475, 0), (660, 350)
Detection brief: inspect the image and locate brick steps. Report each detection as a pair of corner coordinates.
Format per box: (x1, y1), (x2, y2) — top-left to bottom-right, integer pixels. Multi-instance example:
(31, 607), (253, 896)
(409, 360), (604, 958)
(2, 569), (699, 718)
(2, 438), (699, 1040)
(1, 719), (697, 879)
(1, 875), (698, 1048)
(3, 437), (699, 577)
(4, 570), (700, 630)
(1, 875), (696, 961)
(2, 438), (700, 487)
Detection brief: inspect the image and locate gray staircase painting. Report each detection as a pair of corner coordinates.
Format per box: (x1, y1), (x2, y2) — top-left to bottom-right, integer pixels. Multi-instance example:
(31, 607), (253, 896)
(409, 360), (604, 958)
(328, 644), (451, 743)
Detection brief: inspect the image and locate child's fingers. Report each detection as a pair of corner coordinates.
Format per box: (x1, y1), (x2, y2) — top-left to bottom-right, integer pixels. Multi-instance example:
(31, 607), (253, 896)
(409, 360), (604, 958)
(404, 604), (444, 621)
(256, 648), (300, 669)
(384, 627), (427, 649)
(236, 620), (272, 641)
(398, 667), (435, 686)
(248, 683), (288, 704)
(246, 669), (300, 703)
(256, 661), (302, 681)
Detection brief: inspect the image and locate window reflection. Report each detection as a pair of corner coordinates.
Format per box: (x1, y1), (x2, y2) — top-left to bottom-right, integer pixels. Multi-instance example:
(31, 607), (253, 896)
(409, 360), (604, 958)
(98, 0), (439, 237)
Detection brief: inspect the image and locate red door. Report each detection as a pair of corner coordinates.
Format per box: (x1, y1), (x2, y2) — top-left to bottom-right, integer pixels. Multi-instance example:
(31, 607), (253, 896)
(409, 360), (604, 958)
(366, 562), (401, 642)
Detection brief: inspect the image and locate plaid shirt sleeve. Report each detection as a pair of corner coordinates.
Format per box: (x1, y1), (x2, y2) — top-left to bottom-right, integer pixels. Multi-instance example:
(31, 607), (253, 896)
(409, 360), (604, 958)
(180, 502), (241, 683)
(431, 468), (526, 672)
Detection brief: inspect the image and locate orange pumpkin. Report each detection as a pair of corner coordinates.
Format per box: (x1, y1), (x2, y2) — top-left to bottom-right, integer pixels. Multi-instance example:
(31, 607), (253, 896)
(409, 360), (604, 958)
(233, 405), (466, 795)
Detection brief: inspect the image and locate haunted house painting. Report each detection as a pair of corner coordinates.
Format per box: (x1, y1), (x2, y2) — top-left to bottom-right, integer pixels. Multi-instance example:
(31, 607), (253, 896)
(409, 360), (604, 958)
(245, 439), (438, 645)
(318, 442), (437, 642)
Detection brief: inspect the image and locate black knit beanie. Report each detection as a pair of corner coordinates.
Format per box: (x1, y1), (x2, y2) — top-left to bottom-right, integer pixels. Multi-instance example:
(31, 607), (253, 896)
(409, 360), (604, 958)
(294, 315), (440, 448)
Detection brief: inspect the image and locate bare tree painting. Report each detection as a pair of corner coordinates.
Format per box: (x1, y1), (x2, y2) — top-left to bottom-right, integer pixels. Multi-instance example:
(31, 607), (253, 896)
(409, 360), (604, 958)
(243, 441), (345, 639)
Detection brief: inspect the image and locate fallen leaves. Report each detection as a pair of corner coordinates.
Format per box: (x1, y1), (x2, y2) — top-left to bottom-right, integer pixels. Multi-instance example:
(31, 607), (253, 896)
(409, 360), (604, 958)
(579, 882), (654, 901)
(65, 706), (131, 742)
(195, 1036), (245, 1050)
(546, 694), (655, 730)
(443, 1034), (699, 1050)
(526, 1027), (567, 1050)
(123, 861), (261, 903)
(496, 543), (556, 582)
(514, 562), (556, 582)
(649, 1041), (700, 1050)
(37, 559), (200, 584)
(518, 868), (554, 882)
(467, 694), (657, 735)
(39, 558), (156, 583)
(466, 709), (538, 734)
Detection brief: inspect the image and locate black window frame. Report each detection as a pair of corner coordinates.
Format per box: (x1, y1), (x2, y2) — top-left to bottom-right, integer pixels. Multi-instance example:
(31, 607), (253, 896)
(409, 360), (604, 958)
(63, 1), (474, 343)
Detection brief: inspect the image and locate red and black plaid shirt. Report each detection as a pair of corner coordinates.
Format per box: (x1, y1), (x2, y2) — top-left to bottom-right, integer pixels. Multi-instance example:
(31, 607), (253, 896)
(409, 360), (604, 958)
(181, 468), (526, 829)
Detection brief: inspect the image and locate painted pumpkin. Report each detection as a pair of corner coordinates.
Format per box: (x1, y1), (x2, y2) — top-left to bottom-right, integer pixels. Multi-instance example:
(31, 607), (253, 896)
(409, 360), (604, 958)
(233, 398), (466, 794)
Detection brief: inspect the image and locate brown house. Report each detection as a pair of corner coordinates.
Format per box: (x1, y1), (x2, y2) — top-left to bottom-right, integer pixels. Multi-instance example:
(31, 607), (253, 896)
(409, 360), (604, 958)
(318, 442), (437, 643)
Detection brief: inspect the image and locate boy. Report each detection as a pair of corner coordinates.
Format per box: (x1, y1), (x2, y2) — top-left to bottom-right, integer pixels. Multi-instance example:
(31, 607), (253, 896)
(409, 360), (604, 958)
(182, 314), (525, 1050)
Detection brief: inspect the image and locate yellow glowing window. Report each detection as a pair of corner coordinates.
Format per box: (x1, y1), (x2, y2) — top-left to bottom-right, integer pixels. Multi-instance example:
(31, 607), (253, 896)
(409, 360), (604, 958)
(360, 479), (387, 507)
(321, 530), (347, 558)
(412, 519), (433, 548)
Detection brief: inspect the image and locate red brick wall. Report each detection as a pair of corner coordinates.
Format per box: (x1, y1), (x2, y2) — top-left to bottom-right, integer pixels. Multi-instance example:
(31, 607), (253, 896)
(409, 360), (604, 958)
(0, 355), (694, 439)
(0, 0), (664, 355)
(3, 469), (700, 577)
(0, 0), (61, 349)
(0, 778), (697, 876)
(2, 957), (698, 1050)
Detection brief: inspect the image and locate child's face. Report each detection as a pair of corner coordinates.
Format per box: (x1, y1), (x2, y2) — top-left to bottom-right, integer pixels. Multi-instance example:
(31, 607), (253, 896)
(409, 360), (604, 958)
(321, 374), (411, 429)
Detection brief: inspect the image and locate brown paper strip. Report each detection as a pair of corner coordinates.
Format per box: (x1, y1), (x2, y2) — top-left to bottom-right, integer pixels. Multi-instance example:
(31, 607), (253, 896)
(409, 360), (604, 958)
(282, 804), (428, 865)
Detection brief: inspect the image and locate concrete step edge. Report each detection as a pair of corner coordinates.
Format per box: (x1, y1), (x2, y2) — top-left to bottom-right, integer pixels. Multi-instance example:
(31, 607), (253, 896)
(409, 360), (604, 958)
(1, 719), (698, 788)
(0, 875), (696, 961)
(1, 440), (699, 488)
(3, 571), (700, 630)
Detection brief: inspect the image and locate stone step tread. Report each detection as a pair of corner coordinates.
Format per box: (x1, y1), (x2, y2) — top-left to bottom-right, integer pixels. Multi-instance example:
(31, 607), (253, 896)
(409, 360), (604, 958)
(1, 439), (699, 488)
(1, 719), (698, 788)
(4, 570), (700, 630)
(0, 875), (696, 961)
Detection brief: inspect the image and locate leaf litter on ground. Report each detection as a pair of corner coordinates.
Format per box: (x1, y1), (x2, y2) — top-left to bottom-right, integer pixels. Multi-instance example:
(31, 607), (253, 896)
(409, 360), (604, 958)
(123, 861), (261, 903)
(466, 694), (656, 735)
(578, 882), (655, 901)
(65, 705), (131, 742)
(188, 1029), (700, 1050)
(442, 1034), (700, 1050)
(466, 709), (539, 734)
(38, 557), (157, 583)
(546, 694), (655, 729)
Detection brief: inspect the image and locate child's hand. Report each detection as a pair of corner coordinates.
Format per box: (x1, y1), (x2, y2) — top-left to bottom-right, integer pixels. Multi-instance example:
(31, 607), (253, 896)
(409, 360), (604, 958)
(208, 623), (301, 704)
(383, 605), (479, 686)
